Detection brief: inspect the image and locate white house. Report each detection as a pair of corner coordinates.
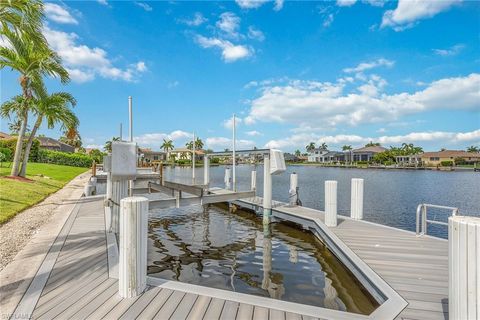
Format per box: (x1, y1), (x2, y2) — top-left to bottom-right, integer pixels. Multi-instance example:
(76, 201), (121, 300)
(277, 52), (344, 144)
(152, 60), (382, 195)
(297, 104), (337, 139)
(307, 148), (329, 162)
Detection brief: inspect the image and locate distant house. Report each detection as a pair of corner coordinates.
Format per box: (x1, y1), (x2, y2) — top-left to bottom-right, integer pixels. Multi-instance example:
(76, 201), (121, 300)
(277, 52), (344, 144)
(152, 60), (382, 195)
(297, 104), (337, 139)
(168, 148), (205, 161)
(419, 150), (480, 166)
(307, 148), (329, 162)
(138, 148), (166, 162)
(0, 131), (14, 140)
(37, 137), (75, 153)
(284, 153), (300, 162)
(318, 151), (345, 163)
(395, 154), (422, 166)
(352, 146), (387, 162)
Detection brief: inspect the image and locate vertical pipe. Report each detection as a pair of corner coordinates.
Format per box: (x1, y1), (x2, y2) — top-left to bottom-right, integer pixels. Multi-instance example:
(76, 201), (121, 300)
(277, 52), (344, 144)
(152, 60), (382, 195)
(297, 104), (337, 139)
(128, 96), (133, 142)
(105, 171), (112, 231)
(119, 123), (123, 141)
(263, 154), (272, 225)
(119, 196), (148, 298)
(251, 170), (257, 192)
(224, 167), (231, 190)
(289, 173), (298, 206)
(325, 180), (337, 227)
(192, 132), (196, 183)
(204, 156), (210, 187)
(232, 114), (236, 191)
(112, 180), (128, 234)
(350, 178), (364, 220)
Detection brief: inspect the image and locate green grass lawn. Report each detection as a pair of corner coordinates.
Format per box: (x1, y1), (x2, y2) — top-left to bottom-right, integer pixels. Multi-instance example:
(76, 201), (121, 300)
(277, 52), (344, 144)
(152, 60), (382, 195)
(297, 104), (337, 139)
(0, 162), (88, 224)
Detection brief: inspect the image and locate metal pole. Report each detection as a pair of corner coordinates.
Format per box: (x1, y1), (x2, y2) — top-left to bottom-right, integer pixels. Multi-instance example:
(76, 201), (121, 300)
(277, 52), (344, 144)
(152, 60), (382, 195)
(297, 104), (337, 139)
(263, 154), (272, 225)
(128, 96), (133, 142)
(120, 123), (123, 141)
(204, 155), (209, 186)
(192, 132), (196, 183)
(232, 114), (236, 191)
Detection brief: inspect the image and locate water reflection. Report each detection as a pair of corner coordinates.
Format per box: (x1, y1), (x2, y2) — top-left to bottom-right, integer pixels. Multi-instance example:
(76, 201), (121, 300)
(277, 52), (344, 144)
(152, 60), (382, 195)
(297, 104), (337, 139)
(147, 204), (378, 314)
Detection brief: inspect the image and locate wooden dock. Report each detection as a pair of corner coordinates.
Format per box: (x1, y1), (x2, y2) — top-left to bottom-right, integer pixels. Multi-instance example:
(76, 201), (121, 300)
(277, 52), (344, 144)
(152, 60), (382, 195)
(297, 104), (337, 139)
(233, 197), (448, 320)
(3, 192), (448, 320)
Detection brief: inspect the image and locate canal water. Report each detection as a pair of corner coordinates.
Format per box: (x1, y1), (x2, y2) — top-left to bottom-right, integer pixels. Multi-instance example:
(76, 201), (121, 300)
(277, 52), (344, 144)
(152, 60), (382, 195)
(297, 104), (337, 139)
(148, 204), (379, 313)
(163, 165), (480, 238)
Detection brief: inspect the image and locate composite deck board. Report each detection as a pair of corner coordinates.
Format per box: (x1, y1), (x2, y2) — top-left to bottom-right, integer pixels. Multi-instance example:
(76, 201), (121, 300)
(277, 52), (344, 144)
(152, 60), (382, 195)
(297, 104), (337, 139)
(22, 196), (449, 320)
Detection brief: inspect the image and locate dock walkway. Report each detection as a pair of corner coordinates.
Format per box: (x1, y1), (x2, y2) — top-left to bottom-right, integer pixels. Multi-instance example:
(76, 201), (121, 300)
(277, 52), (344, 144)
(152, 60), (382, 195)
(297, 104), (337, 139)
(235, 197), (448, 320)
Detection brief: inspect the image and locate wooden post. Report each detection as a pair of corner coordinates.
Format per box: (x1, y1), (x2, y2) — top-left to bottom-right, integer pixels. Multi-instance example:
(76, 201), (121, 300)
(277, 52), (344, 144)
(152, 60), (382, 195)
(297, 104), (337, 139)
(251, 170), (257, 192)
(263, 154), (272, 225)
(92, 162), (97, 177)
(325, 180), (337, 227)
(289, 173), (298, 206)
(449, 216), (480, 320)
(224, 167), (231, 190)
(204, 156), (210, 187)
(119, 196), (148, 298)
(351, 178), (364, 220)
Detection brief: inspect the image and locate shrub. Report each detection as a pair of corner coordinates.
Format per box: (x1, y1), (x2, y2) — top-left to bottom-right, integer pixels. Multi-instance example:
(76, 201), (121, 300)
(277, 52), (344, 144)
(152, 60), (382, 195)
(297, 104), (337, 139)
(0, 147), (13, 161)
(441, 160), (453, 167)
(210, 157), (220, 164)
(37, 149), (93, 167)
(0, 138), (40, 162)
(454, 157), (467, 165)
(356, 161), (369, 165)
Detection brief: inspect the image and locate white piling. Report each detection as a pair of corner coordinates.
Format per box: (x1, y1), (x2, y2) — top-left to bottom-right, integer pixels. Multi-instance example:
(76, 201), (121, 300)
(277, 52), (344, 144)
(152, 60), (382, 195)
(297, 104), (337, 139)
(232, 114), (236, 191)
(449, 216), (480, 320)
(325, 180), (337, 227)
(119, 196), (148, 298)
(350, 178), (364, 220)
(251, 170), (257, 192)
(289, 173), (298, 206)
(84, 181), (94, 196)
(112, 180), (128, 234)
(204, 156), (210, 187)
(192, 132), (196, 183)
(263, 154), (272, 225)
(225, 167), (231, 190)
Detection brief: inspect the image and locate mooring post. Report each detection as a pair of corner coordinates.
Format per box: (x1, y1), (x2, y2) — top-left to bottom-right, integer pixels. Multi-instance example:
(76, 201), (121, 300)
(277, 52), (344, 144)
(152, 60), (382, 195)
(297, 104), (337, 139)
(204, 156), (210, 187)
(251, 170), (257, 192)
(112, 180), (128, 234)
(325, 180), (338, 227)
(225, 167), (231, 190)
(263, 154), (272, 225)
(350, 178), (364, 220)
(105, 171), (112, 230)
(289, 173), (298, 206)
(119, 196), (148, 298)
(449, 216), (480, 319)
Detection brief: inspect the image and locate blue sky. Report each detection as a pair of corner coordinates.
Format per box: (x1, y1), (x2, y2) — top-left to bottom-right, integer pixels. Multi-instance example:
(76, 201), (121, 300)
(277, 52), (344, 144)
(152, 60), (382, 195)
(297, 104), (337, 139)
(1, 0), (479, 152)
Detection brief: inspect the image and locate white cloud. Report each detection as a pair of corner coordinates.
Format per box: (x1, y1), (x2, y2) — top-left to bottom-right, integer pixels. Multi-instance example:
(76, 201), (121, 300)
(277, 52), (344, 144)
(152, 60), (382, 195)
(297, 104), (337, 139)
(195, 35), (252, 62)
(343, 58), (394, 74)
(134, 130), (192, 147)
(85, 144), (104, 150)
(206, 137), (256, 150)
(97, 0), (108, 5)
(44, 26), (147, 82)
(245, 73), (480, 128)
(179, 12), (207, 26)
(336, 0), (356, 7)
(433, 44), (465, 56)
(245, 130), (262, 136)
(323, 14), (334, 28)
(274, 0), (284, 11)
(235, 0), (268, 9)
(381, 0), (461, 31)
(363, 0), (386, 7)
(216, 12), (241, 39)
(247, 26), (265, 41)
(135, 2), (153, 11)
(223, 116), (243, 129)
(264, 130), (480, 150)
(167, 80), (179, 89)
(44, 3), (78, 25)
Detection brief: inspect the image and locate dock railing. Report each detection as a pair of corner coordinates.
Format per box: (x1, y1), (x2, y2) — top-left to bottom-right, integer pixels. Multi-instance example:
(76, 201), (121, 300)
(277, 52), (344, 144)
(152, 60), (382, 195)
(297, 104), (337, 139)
(416, 203), (459, 236)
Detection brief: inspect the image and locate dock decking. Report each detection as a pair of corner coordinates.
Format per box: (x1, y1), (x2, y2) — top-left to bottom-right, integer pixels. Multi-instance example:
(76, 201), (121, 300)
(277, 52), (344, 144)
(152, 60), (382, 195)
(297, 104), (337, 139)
(234, 197), (448, 320)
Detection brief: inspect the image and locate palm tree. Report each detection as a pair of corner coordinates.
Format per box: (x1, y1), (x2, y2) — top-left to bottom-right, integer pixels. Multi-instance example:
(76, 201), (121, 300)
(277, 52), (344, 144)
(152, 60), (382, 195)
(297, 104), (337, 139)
(160, 139), (174, 153)
(104, 137), (120, 153)
(342, 145), (352, 151)
(294, 149), (301, 156)
(0, 0), (46, 46)
(467, 146), (479, 153)
(319, 142), (328, 150)
(59, 127), (82, 148)
(365, 141), (381, 147)
(306, 142), (315, 153)
(0, 26), (69, 176)
(18, 92), (78, 176)
(185, 141), (193, 150)
(194, 137), (204, 150)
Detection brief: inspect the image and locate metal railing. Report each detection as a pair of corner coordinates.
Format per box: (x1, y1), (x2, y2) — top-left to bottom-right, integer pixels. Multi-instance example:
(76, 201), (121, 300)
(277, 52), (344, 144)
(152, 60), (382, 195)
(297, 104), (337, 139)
(416, 203), (459, 236)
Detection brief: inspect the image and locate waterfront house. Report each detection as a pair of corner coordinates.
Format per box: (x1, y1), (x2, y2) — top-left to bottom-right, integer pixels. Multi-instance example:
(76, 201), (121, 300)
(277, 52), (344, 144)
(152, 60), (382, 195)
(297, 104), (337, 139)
(307, 147), (329, 162)
(138, 148), (167, 163)
(395, 154), (422, 166)
(0, 131), (14, 140)
(37, 136), (74, 153)
(168, 147), (205, 161)
(419, 150), (480, 166)
(352, 145), (387, 162)
(284, 153), (300, 162)
(318, 151), (345, 163)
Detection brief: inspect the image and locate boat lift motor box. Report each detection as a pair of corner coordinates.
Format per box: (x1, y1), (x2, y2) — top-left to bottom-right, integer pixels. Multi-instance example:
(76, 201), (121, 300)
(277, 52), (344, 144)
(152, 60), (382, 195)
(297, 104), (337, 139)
(111, 141), (137, 181)
(103, 155), (112, 173)
(270, 149), (286, 175)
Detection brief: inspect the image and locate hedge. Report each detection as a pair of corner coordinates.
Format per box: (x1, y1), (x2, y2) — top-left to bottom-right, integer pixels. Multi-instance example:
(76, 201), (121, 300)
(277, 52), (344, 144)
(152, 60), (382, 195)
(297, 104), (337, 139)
(441, 160), (453, 167)
(0, 138), (40, 162)
(37, 149), (93, 167)
(0, 147), (13, 161)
